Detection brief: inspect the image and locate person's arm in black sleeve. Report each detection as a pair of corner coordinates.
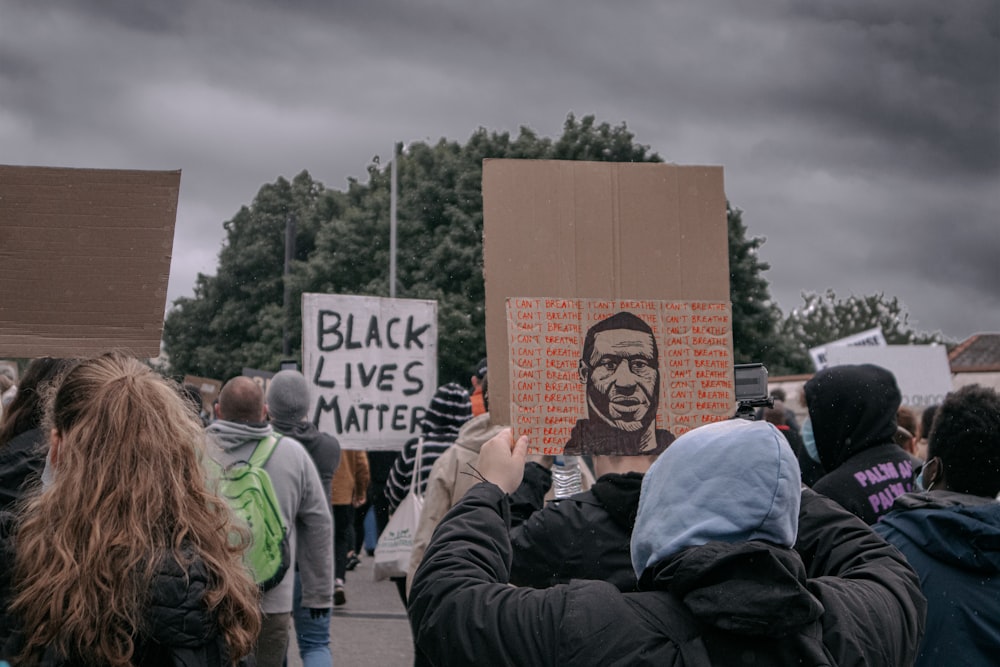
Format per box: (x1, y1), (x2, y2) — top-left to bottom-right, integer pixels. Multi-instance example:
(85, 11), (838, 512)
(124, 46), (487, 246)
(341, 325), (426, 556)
(408, 482), (564, 667)
(509, 495), (586, 590)
(795, 487), (926, 666)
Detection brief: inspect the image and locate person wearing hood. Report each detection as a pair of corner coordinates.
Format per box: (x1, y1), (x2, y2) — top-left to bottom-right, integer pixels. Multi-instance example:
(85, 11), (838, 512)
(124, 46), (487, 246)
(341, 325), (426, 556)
(266, 370), (341, 503)
(208, 376), (333, 667)
(509, 454), (656, 592)
(874, 384), (1000, 666)
(265, 370), (340, 667)
(409, 419), (925, 666)
(804, 363), (917, 524)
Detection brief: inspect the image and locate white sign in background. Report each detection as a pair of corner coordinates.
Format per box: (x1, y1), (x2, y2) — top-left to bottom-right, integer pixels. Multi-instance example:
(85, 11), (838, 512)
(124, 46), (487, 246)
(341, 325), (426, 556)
(302, 293), (438, 450)
(809, 327), (887, 371)
(825, 345), (953, 409)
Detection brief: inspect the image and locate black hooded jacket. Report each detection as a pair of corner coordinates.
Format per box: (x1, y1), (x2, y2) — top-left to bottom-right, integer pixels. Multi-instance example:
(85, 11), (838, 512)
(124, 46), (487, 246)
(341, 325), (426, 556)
(270, 418), (341, 506)
(805, 364), (916, 524)
(510, 472), (643, 592)
(409, 484), (925, 666)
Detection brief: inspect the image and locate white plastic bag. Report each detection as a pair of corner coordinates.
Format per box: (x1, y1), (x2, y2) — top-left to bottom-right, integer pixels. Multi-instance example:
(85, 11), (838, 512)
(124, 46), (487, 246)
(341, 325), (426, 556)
(373, 438), (424, 581)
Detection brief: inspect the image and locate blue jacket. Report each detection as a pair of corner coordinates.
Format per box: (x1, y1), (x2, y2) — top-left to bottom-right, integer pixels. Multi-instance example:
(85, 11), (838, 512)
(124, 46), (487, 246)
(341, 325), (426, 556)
(875, 491), (1000, 667)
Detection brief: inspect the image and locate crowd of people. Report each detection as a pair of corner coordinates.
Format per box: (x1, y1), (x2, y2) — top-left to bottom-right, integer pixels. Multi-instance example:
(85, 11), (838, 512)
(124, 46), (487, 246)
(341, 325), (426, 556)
(0, 352), (997, 665)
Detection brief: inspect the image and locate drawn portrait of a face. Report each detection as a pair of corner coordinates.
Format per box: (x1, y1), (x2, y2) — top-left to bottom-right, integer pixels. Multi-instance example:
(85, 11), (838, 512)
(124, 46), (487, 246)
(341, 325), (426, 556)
(578, 312), (660, 435)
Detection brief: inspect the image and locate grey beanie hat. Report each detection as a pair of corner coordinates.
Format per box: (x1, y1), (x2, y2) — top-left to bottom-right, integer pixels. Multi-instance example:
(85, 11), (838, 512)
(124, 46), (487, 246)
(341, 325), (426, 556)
(266, 370), (310, 422)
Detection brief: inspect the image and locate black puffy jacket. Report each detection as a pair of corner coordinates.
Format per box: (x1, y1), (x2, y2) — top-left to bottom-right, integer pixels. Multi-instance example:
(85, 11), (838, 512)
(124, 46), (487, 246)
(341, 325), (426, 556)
(410, 483), (925, 666)
(2, 544), (243, 667)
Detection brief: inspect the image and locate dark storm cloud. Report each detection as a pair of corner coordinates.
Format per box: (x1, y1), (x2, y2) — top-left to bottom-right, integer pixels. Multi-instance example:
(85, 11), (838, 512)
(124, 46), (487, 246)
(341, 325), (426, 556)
(780, 0), (999, 177)
(42, 0), (193, 34)
(1, 0), (996, 340)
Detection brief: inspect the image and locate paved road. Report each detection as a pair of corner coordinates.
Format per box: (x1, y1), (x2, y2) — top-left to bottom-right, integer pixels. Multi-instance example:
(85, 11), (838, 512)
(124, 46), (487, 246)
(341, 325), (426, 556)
(287, 553), (415, 666)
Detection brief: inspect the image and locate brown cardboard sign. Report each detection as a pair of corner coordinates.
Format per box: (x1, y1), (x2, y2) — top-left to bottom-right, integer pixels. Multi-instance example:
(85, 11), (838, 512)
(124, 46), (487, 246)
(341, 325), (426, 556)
(508, 297), (734, 455)
(483, 160), (732, 453)
(242, 367), (276, 395)
(182, 375), (222, 408)
(0, 165), (180, 358)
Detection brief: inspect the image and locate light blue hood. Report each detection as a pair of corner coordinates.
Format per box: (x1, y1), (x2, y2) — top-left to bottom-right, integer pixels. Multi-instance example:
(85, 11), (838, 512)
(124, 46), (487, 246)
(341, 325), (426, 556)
(631, 419), (802, 579)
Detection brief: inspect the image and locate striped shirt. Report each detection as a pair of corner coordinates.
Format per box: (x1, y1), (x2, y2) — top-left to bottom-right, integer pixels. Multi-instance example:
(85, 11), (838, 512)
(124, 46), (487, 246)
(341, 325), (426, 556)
(385, 435), (457, 513)
(386, 382), (472, 513)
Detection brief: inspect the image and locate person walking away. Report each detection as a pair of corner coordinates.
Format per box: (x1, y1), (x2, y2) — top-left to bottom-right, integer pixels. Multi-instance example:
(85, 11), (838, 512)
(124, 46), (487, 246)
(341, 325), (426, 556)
(266, 370), (341, 667)
(209, 376), (333, 667)
(330, 449), (369, 606)
(3, 353), (261, 665)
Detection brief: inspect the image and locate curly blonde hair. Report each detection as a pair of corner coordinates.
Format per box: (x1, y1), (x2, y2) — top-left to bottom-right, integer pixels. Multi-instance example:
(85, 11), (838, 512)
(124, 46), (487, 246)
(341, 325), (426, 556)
(12, 352), (261, 665)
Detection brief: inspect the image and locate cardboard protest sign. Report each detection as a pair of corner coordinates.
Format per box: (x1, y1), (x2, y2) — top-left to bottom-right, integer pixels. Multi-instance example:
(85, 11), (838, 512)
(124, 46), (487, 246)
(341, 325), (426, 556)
(182, 375), (222, 410)
(826, 345), (952, 409)
(483, 159), (733, 455)
(809, 327), (886, 371)
(508, 297), (733, 454)
(301, 294), (437, 450)
(0, 165), (180, 358)
(242, 367), (275, 395)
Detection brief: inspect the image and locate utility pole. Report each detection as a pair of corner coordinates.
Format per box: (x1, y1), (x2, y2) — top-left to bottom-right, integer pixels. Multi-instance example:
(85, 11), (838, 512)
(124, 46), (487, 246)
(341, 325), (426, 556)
(282, 213), (296, 357)
(389, 142), (399, 298)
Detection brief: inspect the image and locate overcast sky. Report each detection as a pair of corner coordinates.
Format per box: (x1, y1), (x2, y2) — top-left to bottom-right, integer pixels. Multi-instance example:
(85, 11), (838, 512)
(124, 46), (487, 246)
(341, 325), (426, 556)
(3, 0), (997, 342)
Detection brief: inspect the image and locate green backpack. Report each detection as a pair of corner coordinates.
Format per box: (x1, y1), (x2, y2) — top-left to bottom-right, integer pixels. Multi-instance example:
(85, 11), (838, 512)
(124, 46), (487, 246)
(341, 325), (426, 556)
(214, 435), (290, 591)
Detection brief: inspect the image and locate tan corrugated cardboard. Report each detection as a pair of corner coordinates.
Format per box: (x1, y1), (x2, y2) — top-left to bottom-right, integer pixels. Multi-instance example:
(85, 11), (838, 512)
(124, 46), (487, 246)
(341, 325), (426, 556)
(0, 165), (180, 357)
(483, 159), (732, 450)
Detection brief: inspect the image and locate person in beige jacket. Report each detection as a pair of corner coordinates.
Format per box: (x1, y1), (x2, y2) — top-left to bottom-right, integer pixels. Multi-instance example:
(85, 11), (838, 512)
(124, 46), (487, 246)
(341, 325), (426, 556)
(405, 411), (594, 597)
(406, 411), (505, 596)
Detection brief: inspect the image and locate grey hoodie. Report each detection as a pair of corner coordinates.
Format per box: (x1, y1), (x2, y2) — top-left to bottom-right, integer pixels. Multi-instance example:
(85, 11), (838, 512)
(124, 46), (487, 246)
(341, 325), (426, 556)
(207, 420), (333, 613)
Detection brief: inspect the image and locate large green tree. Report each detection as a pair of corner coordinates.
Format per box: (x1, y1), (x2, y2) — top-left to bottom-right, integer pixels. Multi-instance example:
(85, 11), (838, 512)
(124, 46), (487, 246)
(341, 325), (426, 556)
(163, 172), (343, 379)
(163, 114), (784, 385)
(725, 204), (791, 372)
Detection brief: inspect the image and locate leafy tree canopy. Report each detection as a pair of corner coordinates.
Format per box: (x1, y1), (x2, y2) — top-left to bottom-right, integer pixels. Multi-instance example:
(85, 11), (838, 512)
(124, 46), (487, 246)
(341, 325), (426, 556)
(775, 289), (951, 373)
(163, 114), (785, 387)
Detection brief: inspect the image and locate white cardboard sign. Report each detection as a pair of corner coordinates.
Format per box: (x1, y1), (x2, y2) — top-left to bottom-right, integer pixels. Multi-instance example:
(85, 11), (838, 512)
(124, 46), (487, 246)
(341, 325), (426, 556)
(825, 345), (953, 409)
(301, 294), (438, 450)
(809, 327), (887, 371)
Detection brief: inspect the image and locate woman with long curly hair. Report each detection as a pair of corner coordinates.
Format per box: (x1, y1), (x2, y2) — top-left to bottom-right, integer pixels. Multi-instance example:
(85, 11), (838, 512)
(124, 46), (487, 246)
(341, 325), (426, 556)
(5, 353), (261, 666)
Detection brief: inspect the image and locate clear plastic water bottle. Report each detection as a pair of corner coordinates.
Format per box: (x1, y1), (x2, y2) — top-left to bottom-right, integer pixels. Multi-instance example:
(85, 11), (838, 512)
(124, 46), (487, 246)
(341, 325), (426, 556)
(552, 455), (582, 499)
